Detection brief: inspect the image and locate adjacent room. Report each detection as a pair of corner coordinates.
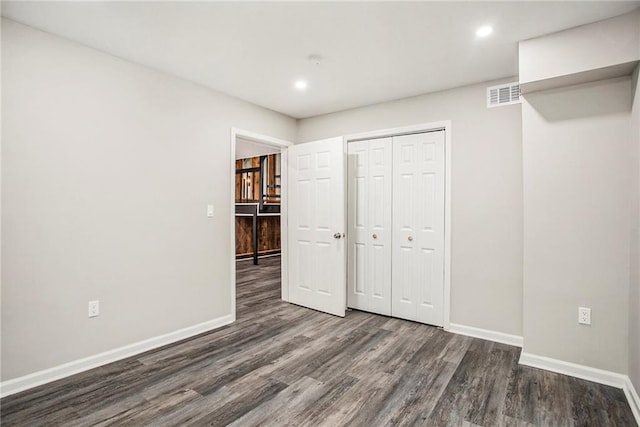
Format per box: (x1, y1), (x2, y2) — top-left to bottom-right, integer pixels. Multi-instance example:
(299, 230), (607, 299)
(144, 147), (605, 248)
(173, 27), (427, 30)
(234, 135), (285, 317)
(1, 1), (640, 425)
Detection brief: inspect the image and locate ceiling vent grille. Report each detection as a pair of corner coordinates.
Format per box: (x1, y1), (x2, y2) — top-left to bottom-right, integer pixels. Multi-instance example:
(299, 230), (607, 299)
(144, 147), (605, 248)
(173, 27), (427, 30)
(487, 82), (521, 108)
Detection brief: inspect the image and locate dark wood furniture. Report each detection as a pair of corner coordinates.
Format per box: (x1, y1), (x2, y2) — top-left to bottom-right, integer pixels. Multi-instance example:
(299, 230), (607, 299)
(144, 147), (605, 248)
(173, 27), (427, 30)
(235, 154), (281, 264)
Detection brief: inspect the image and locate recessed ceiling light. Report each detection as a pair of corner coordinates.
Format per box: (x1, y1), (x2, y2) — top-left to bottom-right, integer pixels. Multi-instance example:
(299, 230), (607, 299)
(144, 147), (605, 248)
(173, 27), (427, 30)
(294, 80), (308, 90)
(476, 25), (493, 38)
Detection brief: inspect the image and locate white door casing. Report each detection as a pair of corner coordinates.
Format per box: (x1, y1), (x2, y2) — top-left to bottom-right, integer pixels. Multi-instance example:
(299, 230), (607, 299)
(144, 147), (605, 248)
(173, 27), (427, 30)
(391, 131), (445, 326)
(347, 138), (392, 315)
(230, 128), (293, 320)
(288, 137), (346, 317)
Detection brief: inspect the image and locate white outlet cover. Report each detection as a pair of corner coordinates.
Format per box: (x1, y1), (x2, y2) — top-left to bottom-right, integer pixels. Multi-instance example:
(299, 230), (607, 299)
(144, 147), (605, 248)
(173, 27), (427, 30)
(578, 307), (591, 325)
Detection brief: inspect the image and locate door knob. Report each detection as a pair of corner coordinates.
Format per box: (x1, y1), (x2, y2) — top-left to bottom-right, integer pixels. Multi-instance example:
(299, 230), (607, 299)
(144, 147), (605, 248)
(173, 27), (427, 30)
(372, 233), (378, 239)
(408, 236), (414, 242)
(333, 232), (342, 239)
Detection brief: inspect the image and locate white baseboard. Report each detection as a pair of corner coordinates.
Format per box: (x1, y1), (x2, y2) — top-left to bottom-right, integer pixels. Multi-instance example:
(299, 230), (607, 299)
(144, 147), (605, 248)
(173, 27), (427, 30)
(518, 352), (627, 388)
(0, 314), (234, 398)
(519, 352), (640, 425)
(447, 322), (523, 347)
(623, 376), (640, 425)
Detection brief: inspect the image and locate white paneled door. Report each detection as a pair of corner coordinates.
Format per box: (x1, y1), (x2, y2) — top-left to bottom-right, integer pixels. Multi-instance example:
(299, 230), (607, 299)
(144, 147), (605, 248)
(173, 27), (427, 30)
(392, 131), (445, 326)
(347, 138), (393, 315)
(288, 137), (346, 317)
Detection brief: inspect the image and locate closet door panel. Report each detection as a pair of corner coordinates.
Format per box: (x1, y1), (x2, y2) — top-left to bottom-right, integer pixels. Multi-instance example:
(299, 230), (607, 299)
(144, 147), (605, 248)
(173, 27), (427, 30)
(392, 131), (445, 326)
(367, 139), (392, 315)
(348, 142), (369, 310)
(392, 136), (419, 321)
(347, 138), (392, 315)
(417, 133), (445, 325)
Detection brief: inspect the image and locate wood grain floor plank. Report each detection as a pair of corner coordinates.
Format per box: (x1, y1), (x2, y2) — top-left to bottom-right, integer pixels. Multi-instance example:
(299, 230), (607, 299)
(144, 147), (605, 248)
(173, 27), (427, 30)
(184, 377), (288, 426)
(367, 332), (460, 426)
(194, 335), (311, 396)
(227, 376), (324, 427)
(144, 387), (238, 426)
(1, 255), (636, 426)
(280, 375), (361, 427)
(311, 370), (394, 427)
(428, 340), (516, 426)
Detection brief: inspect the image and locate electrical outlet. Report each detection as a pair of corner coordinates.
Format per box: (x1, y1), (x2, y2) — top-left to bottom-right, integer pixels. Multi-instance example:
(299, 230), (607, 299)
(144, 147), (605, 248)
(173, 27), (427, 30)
(578, 307), (591, 325)
(88, 300), (100, 318)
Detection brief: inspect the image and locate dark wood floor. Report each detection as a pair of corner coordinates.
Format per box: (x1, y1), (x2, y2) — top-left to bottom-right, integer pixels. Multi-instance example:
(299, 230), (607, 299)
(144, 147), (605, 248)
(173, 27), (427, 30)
(1, 255), (636, 426)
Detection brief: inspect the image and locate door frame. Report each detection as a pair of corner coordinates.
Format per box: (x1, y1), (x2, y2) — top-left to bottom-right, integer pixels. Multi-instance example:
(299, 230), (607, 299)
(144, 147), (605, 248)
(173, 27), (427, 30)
(230, 128), (293, 321)
(343, 120), (452, 329)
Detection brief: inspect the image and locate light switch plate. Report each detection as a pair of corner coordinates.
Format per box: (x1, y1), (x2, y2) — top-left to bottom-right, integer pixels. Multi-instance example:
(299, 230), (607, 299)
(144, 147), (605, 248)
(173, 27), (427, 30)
(88, 300), (100, 318)
(207, 204), (214, 218)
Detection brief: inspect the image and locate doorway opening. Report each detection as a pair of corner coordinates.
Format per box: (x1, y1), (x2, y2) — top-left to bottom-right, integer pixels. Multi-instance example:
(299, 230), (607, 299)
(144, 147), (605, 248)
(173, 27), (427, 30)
(230, 129), (292, 321)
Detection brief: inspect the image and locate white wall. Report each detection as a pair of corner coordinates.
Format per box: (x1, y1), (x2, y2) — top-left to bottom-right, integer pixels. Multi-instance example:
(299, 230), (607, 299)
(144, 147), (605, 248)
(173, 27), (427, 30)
(521, 77), (632, 373)
(1, 19), (296, 380)
(519, 10), (640, 87)
(520, 9), (640, 378)
(297, 78), (523, 337)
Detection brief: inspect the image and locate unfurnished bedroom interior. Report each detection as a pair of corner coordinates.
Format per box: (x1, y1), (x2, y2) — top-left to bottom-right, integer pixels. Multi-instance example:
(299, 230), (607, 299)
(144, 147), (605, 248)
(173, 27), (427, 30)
(1, 1), (640, 426)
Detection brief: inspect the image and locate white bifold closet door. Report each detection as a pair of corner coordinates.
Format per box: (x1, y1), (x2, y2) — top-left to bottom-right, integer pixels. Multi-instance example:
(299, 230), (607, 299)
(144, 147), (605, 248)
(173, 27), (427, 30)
(347, 138), (393, 315)
(392, 131), (445, 326)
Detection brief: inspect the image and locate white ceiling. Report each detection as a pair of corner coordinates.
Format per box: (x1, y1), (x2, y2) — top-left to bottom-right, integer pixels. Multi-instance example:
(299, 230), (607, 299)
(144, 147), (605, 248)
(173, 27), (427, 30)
(3, 1), (639, 119)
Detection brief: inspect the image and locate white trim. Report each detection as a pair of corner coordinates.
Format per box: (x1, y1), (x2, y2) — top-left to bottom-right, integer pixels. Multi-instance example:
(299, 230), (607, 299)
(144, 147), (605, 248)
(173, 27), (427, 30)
(519, 352), (640, 424)
(341, 136), (348, 311)
(518, 352), (627, 388)
(232, 128), (293, 148)
(280, 148), (289, 302)
(443, 124), (452, 330)
(343, 121), (450, 142)
(343, 121), (452, 329)
(230, 128), (293, 312)
(0, 314), (233, 398)
(447, 322), (523, 347)
(623, 376), (640, 425)
(230, 128), (237, 320)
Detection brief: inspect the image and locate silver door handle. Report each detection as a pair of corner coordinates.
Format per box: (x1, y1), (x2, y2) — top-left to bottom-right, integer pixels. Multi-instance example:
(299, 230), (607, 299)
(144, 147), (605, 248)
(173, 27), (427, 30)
(334, 233), (342, 239)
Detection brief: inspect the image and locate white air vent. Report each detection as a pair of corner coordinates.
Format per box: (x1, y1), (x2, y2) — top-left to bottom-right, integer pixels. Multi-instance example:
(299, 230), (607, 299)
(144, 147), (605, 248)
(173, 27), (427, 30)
(487, 82), (521, 108)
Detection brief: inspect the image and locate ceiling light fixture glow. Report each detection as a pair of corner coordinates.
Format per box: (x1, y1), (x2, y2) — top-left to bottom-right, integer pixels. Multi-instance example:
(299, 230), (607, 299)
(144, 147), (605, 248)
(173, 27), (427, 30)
(476, 25), (493, 38)
(294, 80), (308, 90)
